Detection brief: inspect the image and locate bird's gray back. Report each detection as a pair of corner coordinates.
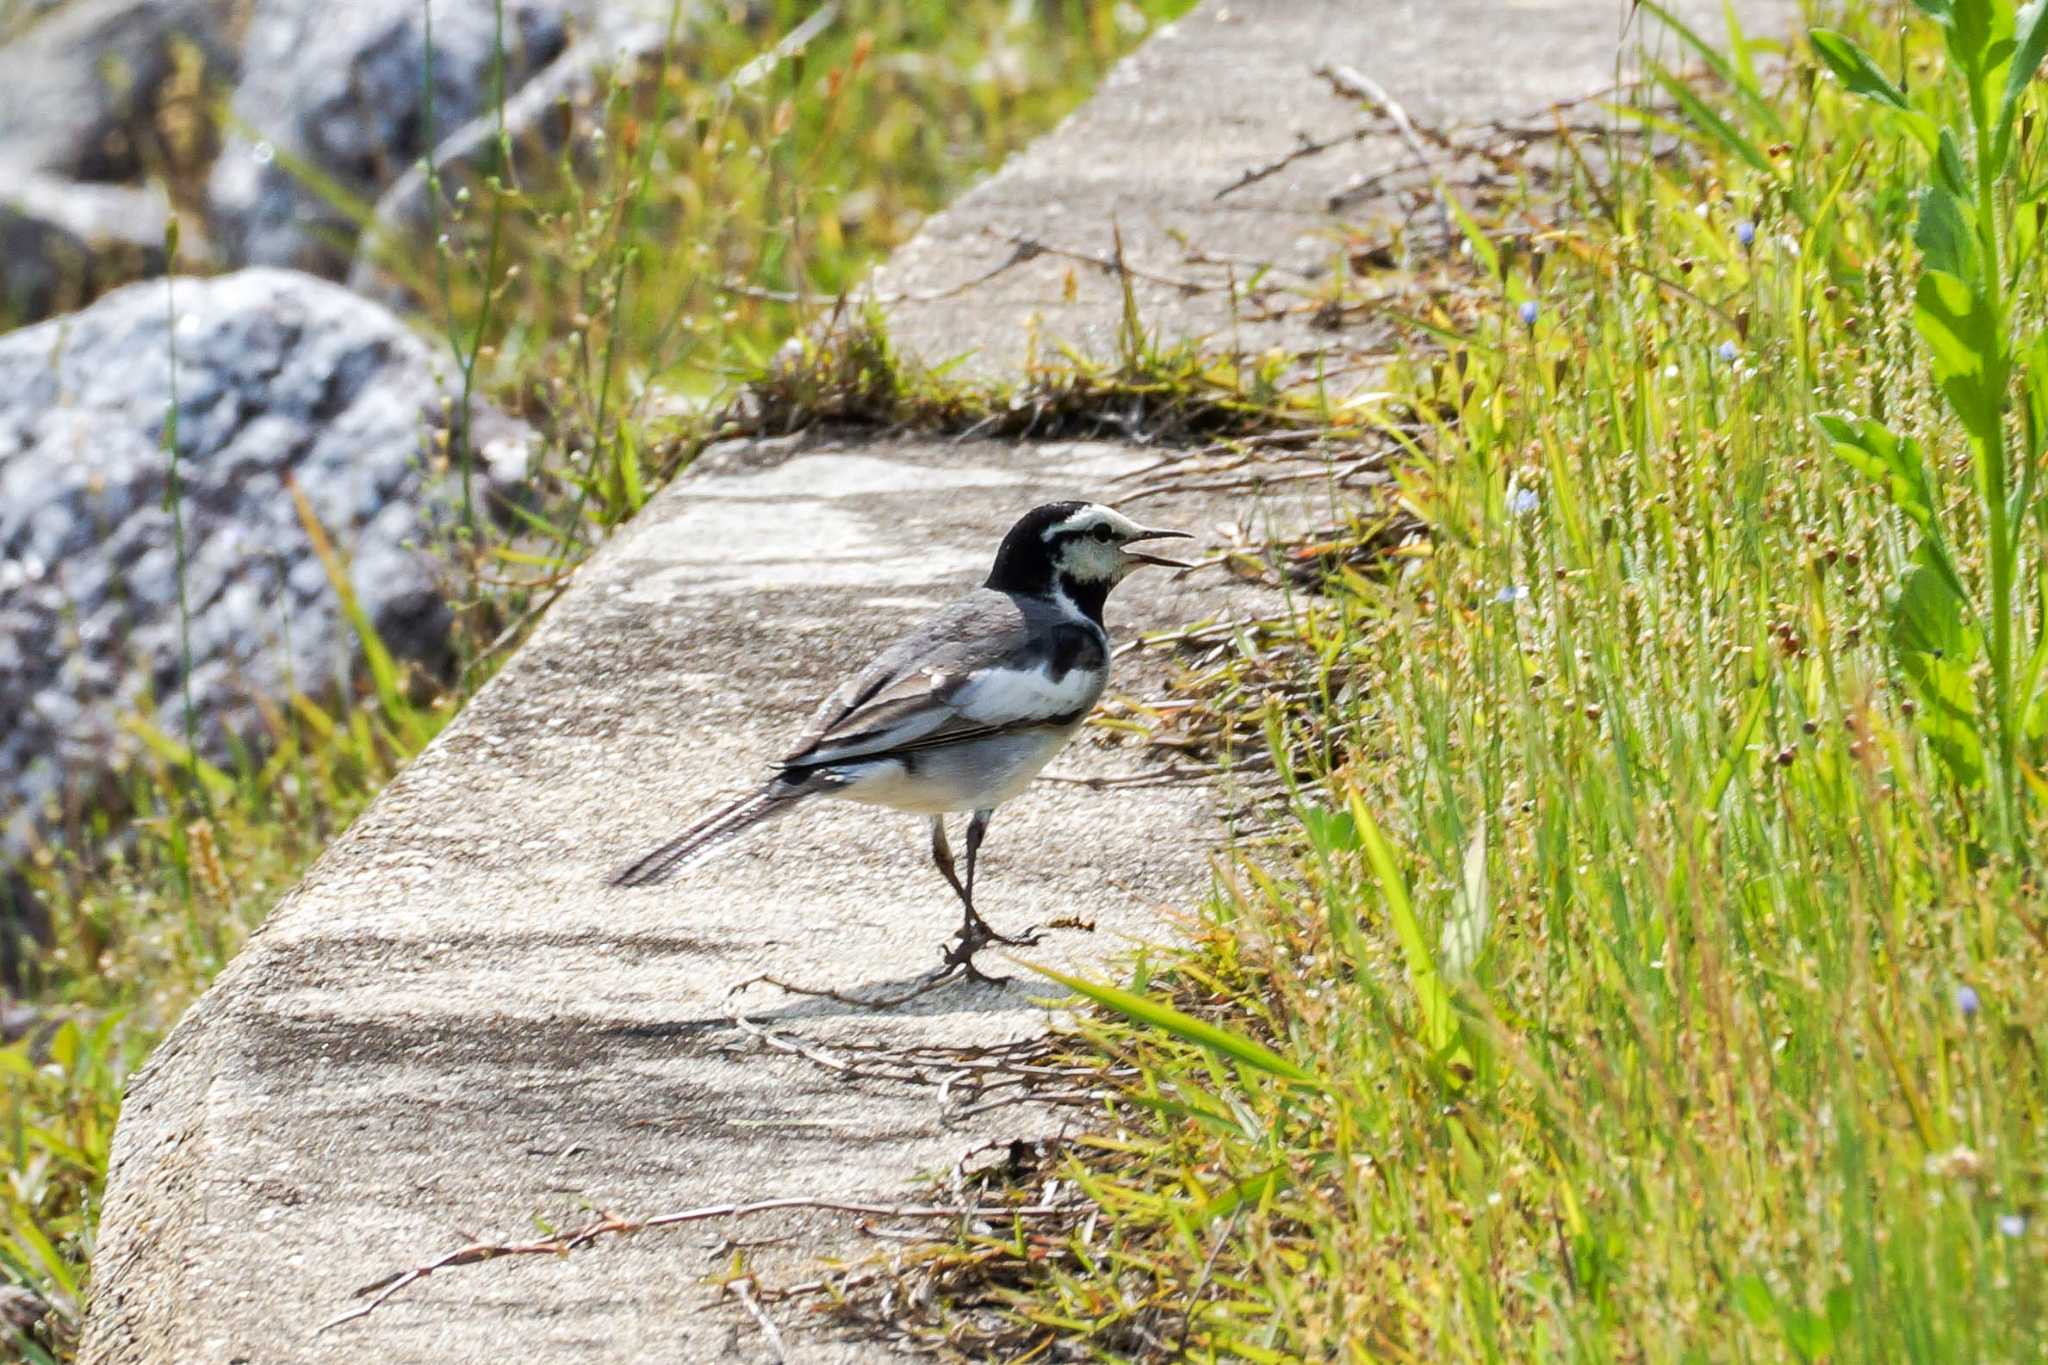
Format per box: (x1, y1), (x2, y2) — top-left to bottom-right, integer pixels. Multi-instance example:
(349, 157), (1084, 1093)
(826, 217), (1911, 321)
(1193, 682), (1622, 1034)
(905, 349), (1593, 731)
(786, 588), (1100, 764)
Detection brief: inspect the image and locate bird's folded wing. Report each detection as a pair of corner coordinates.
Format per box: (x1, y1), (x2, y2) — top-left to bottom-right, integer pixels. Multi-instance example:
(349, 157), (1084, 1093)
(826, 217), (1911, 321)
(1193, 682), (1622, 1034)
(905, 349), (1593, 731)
(783, 635), (1103, 769)
(783, 666), (969, 765)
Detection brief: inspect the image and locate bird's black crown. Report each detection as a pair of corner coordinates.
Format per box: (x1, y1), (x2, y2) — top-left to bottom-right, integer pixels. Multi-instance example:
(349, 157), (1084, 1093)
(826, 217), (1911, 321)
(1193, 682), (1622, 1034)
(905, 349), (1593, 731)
(985, 501), (1091, 591)
(985, 501), (1121, 622)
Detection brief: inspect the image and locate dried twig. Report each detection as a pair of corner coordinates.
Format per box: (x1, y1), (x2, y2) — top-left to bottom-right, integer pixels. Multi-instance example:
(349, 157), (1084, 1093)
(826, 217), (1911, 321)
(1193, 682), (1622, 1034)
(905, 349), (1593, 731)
(725, 964), (977, 1010)
(1213, 124), (1374, 200)
(1314, 64), (1452, 254)
(729, 1277), (789, 1361)
(1174, 1206), (1246, 1356)
(723, 1017), (1128, 1126)
(726, 236), (1046, 308)
(320, 1196), (1081, 1332)
(991, 230), (1217, 297)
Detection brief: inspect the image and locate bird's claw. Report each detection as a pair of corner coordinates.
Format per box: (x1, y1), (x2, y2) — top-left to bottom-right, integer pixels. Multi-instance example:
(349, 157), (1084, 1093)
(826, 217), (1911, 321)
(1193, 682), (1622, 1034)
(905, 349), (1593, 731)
(936, 914), (1047, 987)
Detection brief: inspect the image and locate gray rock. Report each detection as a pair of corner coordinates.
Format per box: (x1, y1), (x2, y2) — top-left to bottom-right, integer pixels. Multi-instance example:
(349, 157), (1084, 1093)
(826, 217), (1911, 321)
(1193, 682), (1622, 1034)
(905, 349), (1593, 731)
(347, 20), (669, 305)
(0, 0), (237, 184)
(0, 865), (48, 994)
(209, 0), (575, 276)
(0, 268), (529, 864)
(0, 1280), (53, 1335)
(1, 175), (171, 323)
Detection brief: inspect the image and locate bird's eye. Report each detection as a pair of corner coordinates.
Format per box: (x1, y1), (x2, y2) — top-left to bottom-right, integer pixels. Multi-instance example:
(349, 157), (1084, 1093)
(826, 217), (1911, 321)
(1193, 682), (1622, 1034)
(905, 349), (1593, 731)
(1091, 524), (1115, 543)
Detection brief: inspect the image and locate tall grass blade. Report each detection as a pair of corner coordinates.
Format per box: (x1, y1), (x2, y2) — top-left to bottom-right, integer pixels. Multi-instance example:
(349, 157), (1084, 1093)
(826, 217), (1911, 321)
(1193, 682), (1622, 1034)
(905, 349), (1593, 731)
(1030, 964), (1321, 1086)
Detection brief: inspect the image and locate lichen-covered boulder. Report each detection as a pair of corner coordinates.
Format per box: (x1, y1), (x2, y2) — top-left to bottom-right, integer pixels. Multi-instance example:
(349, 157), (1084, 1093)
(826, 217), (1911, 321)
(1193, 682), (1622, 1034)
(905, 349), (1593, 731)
(347, 19), (669, 305)
(1, 176), (170, 324)
(0, 0), (234, 323)
(208, 0), (575, 275)
(0, 268), (529, 862)
(0, 0), (237, 186)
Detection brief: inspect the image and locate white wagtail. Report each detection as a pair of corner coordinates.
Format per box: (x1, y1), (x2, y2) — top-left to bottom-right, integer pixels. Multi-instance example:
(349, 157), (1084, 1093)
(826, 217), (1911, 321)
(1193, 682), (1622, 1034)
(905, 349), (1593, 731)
(611, 501), (1192, 978)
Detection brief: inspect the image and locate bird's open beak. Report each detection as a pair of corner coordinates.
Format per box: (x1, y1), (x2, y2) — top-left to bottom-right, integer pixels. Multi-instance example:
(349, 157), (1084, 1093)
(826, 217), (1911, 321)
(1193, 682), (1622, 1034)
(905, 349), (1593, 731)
(1122, 526), (1195, 570)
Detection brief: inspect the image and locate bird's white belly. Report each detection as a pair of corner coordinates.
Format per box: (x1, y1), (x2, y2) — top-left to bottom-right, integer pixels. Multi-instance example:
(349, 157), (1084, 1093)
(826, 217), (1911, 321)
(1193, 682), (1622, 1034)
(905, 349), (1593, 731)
(827, 724), (1081, 815)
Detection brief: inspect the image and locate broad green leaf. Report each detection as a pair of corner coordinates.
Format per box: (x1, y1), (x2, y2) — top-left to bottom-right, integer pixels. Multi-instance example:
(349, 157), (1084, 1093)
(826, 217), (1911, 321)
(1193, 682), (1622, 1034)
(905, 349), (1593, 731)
(1780, 1303), (1835, 1358)
(1812, 413), (1940, 532)
(1811, 29), (1912, 108)
(2015, 193), (2044, 278)
(1893, 545), (1980, 662)
(1032, 964), (1321, 1085)
(1889, 549), (1987, 788)
(1914, 184), (1978, 282)
(2026, 628), (2048, 741)
(2026, 332), (2048, 458)
(2000, 0), (2048, 158)
(1915, 269), (2006, 446)
(1731, 1274), (1778, 1326)
(1299, 805), (1358, 854)
(1945, 0), (1998, 76)
(1935, 126), (1974, 201)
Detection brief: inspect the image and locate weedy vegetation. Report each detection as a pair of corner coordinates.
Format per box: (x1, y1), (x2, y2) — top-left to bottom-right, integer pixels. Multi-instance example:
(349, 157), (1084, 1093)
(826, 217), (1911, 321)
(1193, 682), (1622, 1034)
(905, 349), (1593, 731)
(0, 2), (1192, 1355)
(795, 0), (2048, 1359)
(12, 0), (2048, 1359)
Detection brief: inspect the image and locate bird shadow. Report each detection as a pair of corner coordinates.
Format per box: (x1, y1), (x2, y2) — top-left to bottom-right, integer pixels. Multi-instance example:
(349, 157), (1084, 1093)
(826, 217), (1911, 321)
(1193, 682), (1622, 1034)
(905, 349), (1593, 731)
(724, 962), (1056, 1025)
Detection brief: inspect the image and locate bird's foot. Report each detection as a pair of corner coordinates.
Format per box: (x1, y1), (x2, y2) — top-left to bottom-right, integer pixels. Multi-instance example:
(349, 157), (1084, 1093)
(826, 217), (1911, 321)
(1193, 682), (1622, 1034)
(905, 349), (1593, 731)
(936, 913), (1044, 985)
(963, 911), (1042, 949)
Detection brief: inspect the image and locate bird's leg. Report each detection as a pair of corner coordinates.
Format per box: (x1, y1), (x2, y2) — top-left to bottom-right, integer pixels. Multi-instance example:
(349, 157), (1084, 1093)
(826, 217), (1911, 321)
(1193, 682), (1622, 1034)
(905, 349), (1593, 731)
(929, 815), (971, 908)
(929, 815), (1001, 984)
(931, 810), (1040, 985)
(959, 808), (1039, 949)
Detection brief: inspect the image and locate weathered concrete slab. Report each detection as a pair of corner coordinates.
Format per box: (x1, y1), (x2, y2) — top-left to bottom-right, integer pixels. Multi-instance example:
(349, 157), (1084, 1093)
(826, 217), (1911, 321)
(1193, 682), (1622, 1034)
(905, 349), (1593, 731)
(82, 431), (1284, 1362)
(868, 0), (1797, 381)
(82, 1), (1803, 1360)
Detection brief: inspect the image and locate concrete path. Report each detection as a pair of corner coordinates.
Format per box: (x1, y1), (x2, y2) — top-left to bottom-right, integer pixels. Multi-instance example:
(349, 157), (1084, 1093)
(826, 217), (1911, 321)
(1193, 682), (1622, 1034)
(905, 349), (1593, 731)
(870, 0), (1792, 381)
(85, 433), (1270, 1362)
(82, 1), (1796, 1360)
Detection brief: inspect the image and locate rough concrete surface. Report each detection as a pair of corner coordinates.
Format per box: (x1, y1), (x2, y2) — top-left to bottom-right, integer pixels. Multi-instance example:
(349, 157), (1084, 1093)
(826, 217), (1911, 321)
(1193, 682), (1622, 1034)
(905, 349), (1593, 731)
(85, 432), (1277, 1363)
(869, 0), (1796, 382)
(84, 1), (1800, 1360)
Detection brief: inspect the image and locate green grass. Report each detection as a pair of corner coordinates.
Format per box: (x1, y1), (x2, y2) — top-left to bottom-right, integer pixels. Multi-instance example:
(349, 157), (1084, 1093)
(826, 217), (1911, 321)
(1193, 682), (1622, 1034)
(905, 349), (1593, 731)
(824, 1), (2048, 1358)
(0, 3), (1192, 1355)
(18, 0), (2048, 1359)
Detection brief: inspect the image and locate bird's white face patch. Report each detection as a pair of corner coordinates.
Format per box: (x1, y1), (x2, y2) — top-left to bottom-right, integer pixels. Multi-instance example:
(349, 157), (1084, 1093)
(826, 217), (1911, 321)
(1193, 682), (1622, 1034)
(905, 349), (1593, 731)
(1043, 504), (1148, 584)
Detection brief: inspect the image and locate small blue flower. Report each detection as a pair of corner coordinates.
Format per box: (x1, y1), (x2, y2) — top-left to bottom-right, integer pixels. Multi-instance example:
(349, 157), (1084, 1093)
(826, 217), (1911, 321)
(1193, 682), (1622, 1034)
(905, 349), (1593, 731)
(1509, 488), (1540, 516)
(1495, 584), (1527, 605)
(1717, 340), (1740, 363)
(1735, 219), (1757, 249)
(1956, 984), (1981, 1019)
(1518, 300), (1540, 327)
(1999, 1213), (2028, 1238)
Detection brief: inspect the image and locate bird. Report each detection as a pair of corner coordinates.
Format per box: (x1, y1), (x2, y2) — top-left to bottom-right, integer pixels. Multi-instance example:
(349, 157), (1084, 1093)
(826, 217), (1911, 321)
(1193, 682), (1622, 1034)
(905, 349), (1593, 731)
(610, 500), (1193, 980)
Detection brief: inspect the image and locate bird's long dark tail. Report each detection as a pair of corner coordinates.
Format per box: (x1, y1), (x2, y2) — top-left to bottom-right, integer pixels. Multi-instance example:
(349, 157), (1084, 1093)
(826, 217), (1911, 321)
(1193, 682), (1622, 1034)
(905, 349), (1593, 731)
(609, 780), (811, 888)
